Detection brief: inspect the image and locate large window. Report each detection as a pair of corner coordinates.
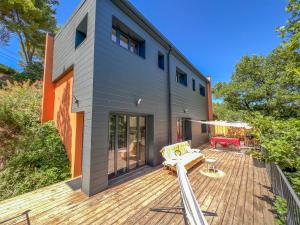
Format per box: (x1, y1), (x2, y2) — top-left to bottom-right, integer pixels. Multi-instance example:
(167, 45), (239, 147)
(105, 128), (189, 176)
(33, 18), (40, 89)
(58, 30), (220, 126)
(176, 69), (188, 87)
(108, 114), (147, 179)
(75, 15), (88, 49)
(199, 84), (206, 96)
(111, 26), (145, 58)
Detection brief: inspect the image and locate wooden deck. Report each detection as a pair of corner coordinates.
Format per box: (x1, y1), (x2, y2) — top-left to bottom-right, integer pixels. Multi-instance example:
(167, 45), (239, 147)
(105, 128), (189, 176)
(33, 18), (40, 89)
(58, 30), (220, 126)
(0, 146), (275, 225)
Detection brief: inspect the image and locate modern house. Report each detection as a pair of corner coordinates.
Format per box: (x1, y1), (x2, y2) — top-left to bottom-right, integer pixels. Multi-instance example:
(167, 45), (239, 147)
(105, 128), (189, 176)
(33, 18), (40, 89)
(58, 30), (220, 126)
(41, 0), (213, 196)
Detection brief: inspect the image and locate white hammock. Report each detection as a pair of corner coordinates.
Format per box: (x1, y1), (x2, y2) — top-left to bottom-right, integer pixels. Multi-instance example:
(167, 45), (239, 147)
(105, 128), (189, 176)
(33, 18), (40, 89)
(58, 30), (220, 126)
(176, 162), (209, 225)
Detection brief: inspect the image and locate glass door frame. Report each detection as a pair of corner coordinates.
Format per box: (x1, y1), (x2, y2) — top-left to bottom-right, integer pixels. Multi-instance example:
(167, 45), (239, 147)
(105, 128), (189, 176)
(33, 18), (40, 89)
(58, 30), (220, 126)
(108, 113), (148, 179)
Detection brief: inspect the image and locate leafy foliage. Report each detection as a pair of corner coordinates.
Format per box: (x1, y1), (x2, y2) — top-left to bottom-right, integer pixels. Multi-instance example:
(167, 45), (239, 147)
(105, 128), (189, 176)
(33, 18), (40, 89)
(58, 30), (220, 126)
(213, 40), (300, 199)
(0, 82), (70, 201)
(213, 103), (246, 121)
(249, 114), (300, 173)
(273, 196), (288, 225)
(0, 0), (59, 64)
(214, 47), (300, 119)
(0, 63), (16, 75)
(0, 122), (70, 201)
(0, 81), (41, 129)
(13, 62), (44, 82)
(277, 0), (300, 50)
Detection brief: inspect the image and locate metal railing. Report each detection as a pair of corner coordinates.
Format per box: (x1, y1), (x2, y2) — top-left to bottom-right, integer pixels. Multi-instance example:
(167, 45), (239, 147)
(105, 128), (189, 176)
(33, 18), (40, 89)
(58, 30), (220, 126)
(266, 162), (300, 225)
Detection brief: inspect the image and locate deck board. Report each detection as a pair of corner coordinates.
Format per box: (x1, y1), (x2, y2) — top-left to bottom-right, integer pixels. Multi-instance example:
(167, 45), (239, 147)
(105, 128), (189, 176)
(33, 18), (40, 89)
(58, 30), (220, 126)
(0, 146), (275, 225)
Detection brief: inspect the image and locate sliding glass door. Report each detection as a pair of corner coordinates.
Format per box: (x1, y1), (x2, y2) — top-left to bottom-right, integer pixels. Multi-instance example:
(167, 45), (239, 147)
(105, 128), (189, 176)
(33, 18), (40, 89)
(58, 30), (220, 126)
(129, 116), (138, 170)
(139, 117), (146, 166)
(108, 114), (147, 179)
(176, 118), (192, 142)
(117, 115), (127, 174)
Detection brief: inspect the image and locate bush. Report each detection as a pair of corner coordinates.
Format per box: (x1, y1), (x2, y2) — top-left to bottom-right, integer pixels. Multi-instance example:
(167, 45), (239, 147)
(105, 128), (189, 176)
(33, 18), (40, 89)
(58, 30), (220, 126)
(0, 81), (41, 129)
(12, 62), (43, 83)
(0, 122), (70, 200)
(248, 113), (300, 196)
(273, 196), (287, 225)
(0, 82), (70, 201)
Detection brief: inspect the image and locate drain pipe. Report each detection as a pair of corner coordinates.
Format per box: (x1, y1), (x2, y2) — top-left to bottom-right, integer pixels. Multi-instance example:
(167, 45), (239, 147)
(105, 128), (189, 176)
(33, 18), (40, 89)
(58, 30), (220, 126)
(167, 46), (172, 144)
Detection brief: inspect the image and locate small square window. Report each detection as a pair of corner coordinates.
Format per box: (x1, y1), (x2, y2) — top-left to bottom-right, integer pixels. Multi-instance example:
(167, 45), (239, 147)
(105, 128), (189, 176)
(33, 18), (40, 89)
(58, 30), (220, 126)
(192, 79), (195, 91)
(158, 52), (164, 70)
(199, 84), (206, 96)
(176, 69), (187, 87)
(75, 15), (88, 49)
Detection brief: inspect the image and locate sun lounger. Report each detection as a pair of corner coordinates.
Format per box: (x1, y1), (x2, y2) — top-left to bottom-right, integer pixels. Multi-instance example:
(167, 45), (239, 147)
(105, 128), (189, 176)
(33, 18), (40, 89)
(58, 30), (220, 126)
(160, 141), (205, 172)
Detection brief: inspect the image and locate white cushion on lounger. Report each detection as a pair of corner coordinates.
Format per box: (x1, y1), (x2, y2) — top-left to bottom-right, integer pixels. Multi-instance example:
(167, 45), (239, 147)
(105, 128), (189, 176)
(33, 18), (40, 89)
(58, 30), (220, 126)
(163, 152), (204, 167)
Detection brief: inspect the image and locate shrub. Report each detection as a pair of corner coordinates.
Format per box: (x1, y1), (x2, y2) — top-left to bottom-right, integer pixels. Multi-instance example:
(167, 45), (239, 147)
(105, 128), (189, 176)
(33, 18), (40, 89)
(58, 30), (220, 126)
(0, 82), (70, 201)
(249, 113), (300, 196)
(273, 196), (287, 225)
(0, 122), (70, 200)
(0, 81), (41, 129)
(12, 62), (44, 83)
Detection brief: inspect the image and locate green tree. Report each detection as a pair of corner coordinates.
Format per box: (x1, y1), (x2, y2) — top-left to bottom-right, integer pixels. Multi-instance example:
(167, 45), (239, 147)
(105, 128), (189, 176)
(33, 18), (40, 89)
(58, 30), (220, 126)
(214, 47), (300, 119)
(0, 0), (58, 65)
(278, 0), (300, 51)
(212, 103), (246, 121)
(13, 61), (44, 82)
(213, 47), (300, 195)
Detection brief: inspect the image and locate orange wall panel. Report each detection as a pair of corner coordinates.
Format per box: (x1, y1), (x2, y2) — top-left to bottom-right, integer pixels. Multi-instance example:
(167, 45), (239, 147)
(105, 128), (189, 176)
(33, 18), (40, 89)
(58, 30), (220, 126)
(41, 34), (55, 122)
(53, 70), (83, 177)
(207, 77), (213, 121)
(42, 34), (83, 178)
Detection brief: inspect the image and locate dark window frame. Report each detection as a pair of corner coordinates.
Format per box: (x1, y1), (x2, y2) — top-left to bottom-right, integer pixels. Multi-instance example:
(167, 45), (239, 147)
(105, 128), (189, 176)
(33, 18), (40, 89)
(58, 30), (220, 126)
(75, 15), (88, 49)
(199, 83), (206, 96)
(201, 122), (207, 133)
(176, 118), (192, 142)
(176, 68), (188, 87)
(158, 52), (165, 70)
(111, 26), (145, 59)
(192, 78), (196, 91)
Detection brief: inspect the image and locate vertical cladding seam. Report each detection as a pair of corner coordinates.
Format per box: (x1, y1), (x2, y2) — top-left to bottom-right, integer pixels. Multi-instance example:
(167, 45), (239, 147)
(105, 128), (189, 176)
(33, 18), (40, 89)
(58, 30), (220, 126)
(167, 46), (172, 144)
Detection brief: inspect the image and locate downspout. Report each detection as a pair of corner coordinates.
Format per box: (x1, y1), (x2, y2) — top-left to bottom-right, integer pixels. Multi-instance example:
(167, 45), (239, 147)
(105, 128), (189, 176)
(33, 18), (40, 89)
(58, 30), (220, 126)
(167, 46), (172, 144)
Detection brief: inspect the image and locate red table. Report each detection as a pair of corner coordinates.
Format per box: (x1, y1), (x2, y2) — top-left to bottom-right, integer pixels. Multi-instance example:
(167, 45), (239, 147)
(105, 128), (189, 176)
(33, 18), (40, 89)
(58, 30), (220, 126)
(210, 137), (240, 149)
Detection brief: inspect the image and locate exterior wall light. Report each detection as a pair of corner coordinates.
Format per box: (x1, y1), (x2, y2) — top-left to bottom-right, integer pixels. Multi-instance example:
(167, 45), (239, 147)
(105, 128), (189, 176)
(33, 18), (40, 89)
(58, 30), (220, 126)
(73, 95), (79, 106)
(184, 108), (189, 113)
(136, 98), (142, 106)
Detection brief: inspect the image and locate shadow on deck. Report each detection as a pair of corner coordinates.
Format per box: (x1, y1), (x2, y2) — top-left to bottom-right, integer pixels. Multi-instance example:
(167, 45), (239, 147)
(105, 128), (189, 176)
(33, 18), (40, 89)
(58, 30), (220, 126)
(0, 145), (275, 225)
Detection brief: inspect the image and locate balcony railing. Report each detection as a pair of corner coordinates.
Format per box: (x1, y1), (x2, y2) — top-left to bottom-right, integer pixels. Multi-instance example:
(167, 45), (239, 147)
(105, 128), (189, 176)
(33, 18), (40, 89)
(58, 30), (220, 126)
(266, 162), (300, 225)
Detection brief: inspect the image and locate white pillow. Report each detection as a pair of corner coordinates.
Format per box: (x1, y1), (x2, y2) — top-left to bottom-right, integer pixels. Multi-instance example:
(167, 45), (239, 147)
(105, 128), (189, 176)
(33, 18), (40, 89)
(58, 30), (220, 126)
(185, 146), (192, 153)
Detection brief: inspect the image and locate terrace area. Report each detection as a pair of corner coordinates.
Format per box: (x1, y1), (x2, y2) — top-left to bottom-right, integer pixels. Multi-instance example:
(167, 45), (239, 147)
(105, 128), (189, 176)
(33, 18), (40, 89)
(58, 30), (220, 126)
(0, 145), (275, 225)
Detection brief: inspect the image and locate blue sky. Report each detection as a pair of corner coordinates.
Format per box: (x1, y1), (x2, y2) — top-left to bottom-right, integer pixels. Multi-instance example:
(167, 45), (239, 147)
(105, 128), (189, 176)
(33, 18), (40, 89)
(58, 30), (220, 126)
(0, 0), (288, 86)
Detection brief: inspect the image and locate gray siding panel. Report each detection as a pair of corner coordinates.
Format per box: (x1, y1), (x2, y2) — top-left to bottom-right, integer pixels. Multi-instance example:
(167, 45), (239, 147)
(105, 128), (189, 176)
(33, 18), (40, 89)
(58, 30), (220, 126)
(53, 0), (209, 196)
(52, 0), (97, 196)
(170, 55), (209, 147)
(89, 0), (169, 194)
